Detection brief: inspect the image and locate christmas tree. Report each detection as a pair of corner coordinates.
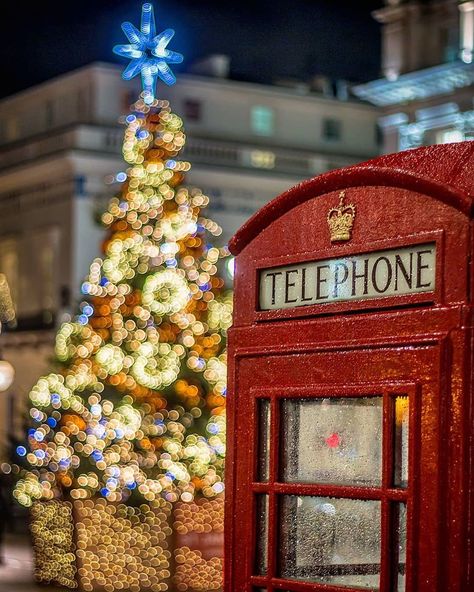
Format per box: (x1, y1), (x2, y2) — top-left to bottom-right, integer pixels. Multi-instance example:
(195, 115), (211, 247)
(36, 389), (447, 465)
(14, 93), (231, 510)
(13, 7), (229, 590)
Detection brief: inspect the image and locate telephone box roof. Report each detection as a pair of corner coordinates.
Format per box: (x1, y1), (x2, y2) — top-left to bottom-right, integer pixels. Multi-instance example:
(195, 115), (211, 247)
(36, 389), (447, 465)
(229, 142), (474, 255)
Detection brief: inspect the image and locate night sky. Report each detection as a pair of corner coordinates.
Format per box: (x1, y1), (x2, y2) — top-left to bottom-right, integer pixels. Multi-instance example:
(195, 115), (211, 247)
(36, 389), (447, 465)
(2, 0), (382, 99)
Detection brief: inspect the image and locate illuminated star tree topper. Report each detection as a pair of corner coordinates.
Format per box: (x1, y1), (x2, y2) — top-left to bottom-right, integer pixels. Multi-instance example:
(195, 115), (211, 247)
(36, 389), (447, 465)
(113, 3), (183, 104)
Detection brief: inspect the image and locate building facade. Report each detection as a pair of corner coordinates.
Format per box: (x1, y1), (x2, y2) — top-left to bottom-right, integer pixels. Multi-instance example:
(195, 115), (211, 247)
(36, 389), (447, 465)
(0, 63), (379, 457)
(354, 0), (474, 152)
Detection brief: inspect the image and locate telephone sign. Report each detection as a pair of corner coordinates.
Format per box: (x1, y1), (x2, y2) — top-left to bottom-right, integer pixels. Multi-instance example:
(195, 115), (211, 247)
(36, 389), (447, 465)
(259, 242), (436, 310)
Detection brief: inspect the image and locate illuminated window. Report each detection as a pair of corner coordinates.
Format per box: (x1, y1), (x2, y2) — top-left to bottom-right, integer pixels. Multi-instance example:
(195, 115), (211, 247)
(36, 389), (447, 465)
(436, 128), (465, 144)
(250, 150), (275, 169)
(323, 118), (342, 141)
(251, 106), (274, 136)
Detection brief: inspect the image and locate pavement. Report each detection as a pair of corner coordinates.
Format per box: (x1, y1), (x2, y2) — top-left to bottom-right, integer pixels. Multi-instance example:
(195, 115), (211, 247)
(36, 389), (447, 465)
(0, 534), (64, 592)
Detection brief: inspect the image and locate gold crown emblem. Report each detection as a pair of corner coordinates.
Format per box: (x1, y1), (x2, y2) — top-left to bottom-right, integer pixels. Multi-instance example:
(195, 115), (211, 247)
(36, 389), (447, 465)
(327, 191), (356, 242)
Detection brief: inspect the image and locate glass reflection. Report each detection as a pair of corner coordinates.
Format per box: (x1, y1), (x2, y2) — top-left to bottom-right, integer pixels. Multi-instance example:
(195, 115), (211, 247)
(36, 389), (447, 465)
(255, 494), (269, 576)
(281, 398), (383, 486)
(279, 495), (381, 589)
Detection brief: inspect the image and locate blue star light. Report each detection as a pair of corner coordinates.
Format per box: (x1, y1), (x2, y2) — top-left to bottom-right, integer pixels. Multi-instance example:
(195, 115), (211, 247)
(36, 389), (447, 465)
(113, 3), (183, 104)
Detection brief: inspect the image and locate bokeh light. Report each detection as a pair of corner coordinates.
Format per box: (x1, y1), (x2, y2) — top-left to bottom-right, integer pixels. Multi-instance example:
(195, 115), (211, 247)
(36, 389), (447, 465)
(16, 95), (230, 591)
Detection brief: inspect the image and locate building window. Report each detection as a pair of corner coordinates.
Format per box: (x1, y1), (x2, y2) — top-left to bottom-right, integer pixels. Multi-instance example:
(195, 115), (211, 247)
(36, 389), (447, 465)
(104, 131), (123, 150)
(440, 26), (458, 63)
(375, 123), (383, 147)
(251, 106), (274, 137)
(184, 99), (202, 122)
(250, 150), (275, 169)
(323, 118), (342, 141)
(436, 128), (465, 144)
(459, 0), (474, 64)
(23, 227), (61, 316)
(39, 241), (55, 311)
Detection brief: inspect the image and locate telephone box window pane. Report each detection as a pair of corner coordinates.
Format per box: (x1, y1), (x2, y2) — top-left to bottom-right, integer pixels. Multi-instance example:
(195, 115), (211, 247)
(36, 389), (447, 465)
(393, 396), (409, 488)
(279, 496), (381, 588)
(255, 494), (269, 575)
(257, 399), (271, 482)
(397, 503), (407, 591)
(281, 398), (383, 486)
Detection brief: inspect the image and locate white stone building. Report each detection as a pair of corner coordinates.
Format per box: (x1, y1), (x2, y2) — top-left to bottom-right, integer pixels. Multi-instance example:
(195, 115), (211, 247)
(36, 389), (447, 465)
(354, 0), (474, 152)
(0, 62), (380, 456)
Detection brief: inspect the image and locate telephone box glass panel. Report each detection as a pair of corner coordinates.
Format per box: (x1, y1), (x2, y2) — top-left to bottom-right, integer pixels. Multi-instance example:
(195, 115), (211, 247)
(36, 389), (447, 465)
(255, 494), (269, 575)
(397, 503), (407, 591)
(279, 495), (381, 588)
(281, 397), (383, 486)
(257, 399), (271, 482)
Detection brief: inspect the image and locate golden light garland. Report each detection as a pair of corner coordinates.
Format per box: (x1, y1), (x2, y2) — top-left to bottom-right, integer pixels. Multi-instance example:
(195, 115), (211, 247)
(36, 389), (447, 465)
(75, 498), (172, 592)
(173, 498), (224, 534)
(30, 501), (77, 588)
(173, 549), (223, 591)
(173, 498), (224, 591)
(30, 497), (224, 591)
(142, 269), (191, 316)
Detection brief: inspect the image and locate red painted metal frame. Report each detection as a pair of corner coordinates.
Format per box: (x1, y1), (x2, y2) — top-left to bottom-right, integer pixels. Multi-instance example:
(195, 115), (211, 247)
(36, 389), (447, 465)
(228, 342), (443, 592)
(226, 143), (474, 592)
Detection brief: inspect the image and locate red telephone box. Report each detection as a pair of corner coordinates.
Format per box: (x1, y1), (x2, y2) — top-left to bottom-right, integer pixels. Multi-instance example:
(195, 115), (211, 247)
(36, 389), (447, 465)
(225, 143), (474, 592)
